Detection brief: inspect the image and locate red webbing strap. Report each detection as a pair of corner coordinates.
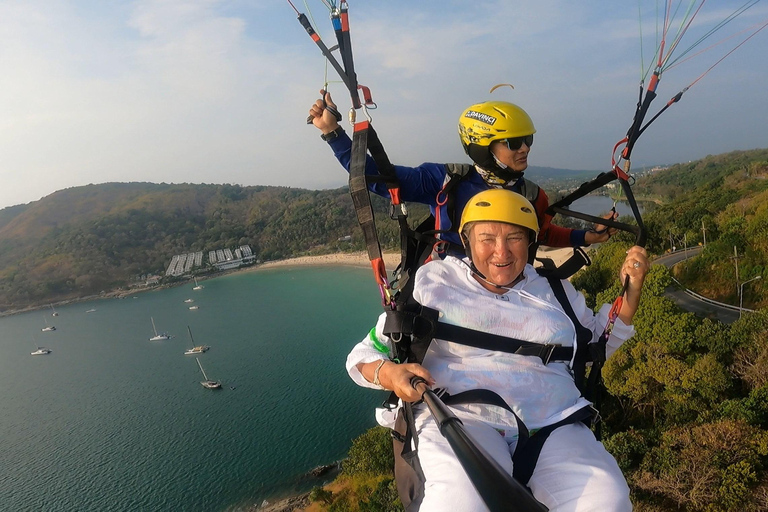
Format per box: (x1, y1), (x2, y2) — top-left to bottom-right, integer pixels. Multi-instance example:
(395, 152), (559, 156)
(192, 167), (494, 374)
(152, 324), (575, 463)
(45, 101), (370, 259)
(431, 184), (450, 256)
(364, 123), (412, 291)
(350, 122), (390, 304)
(358, 85), (375, 107)
(335, 0), (361, 109)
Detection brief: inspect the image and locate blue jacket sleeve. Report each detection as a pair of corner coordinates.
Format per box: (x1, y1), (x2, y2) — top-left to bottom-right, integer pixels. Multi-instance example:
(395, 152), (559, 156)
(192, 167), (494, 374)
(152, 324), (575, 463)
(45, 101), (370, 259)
(327, 131), (447, 206)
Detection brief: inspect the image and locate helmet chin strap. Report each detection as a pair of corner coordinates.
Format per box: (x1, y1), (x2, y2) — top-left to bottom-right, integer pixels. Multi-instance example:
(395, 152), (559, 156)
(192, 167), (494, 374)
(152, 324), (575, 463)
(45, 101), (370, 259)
(491, 155), (525, 183)
(475, 159), (524, 186)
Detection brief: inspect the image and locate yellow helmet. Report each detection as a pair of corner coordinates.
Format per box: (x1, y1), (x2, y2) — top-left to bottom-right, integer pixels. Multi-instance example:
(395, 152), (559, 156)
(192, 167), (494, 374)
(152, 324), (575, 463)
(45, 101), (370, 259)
(458, 101), (535, 148)
(459, 189), (539, 242)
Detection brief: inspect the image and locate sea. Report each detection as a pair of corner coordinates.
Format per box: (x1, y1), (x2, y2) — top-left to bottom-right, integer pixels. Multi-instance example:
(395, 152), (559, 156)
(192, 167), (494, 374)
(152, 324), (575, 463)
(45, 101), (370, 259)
(561, 194), (645, 219)
(0, 195), (644, 512)
(0, 267), (385, 512)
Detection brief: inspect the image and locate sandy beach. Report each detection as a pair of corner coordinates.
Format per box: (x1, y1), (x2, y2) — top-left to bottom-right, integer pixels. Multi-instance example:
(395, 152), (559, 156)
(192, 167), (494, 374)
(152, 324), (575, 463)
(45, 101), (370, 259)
(253, 247), (577, 272)
(254, 251), (400, 270)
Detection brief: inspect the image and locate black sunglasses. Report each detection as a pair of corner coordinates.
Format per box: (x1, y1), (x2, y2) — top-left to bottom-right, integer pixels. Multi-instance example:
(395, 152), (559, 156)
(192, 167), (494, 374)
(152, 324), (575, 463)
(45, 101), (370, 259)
(502, 134), (534, 151)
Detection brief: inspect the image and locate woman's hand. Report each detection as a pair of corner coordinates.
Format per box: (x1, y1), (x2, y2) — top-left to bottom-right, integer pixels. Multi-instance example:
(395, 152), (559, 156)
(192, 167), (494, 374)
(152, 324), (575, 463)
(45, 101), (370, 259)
(358, 360), (435, 402)
(620, 245), (650, 290)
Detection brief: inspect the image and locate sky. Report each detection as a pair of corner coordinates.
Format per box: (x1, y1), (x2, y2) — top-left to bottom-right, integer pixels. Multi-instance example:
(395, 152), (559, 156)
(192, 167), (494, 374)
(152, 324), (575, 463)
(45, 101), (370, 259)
(0, 0), (766, 210)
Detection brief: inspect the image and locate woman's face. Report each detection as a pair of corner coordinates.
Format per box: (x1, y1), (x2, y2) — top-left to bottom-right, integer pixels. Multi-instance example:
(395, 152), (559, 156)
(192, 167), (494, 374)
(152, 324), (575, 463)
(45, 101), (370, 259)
(490, 137), (531, 173)
(467, 221), (530, 291)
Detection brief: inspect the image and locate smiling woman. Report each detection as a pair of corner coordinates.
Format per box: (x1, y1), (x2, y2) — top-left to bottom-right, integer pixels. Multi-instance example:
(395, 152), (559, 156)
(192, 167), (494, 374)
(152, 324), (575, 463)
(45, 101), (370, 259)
(346, 188), (651, 511)
(462, 223), (530, 292)
(457, 189), (539, 293)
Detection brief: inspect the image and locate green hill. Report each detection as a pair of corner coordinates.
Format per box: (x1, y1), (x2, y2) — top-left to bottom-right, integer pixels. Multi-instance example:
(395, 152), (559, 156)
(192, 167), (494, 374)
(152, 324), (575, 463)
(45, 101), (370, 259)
(0, 182), (425, 312)
(1, 148), (766, 313)
(634, 148), (768, 308)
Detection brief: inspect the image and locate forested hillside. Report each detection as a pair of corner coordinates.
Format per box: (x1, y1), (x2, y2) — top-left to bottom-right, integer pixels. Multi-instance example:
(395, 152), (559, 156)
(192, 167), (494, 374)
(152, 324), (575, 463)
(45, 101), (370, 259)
(1, 147), (765, 313)
(0, 182), (425, 311)
(634, 148), (768, 309)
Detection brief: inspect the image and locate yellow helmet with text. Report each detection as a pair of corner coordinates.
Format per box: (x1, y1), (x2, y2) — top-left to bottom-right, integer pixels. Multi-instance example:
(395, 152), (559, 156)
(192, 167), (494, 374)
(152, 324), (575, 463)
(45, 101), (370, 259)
(459, 189), (539, 244)
(458, 101), (536, 179)
(458, 101), (536, 150)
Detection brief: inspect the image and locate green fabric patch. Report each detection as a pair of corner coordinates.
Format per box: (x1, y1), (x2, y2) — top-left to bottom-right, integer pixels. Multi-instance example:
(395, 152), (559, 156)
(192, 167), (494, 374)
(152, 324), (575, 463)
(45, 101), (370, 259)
(369, 327), (389, 355)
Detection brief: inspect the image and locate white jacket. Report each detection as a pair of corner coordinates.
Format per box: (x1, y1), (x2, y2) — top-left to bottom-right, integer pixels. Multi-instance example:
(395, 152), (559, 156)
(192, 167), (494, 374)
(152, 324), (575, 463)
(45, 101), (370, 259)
(346, 256), (634, 432)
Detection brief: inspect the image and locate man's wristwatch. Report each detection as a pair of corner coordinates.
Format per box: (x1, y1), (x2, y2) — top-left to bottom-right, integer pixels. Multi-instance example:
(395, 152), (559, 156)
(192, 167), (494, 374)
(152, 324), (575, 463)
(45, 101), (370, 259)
(320, 126), (344, 142)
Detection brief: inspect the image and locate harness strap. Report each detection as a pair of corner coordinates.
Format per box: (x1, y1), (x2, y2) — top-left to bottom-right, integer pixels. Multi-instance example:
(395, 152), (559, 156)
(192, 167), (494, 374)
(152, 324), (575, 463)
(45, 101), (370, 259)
(349, 122), (389, 297)
(512, 405), (596, 486)
(392, 401), (426, 511)
(382, 305), (575, 366)
(544, 275), (593, 395)
(434, 313), (573, 365)
(440, 164), (474, 242)
(441, 389), (530, 452)
(390, 216), (441, 313)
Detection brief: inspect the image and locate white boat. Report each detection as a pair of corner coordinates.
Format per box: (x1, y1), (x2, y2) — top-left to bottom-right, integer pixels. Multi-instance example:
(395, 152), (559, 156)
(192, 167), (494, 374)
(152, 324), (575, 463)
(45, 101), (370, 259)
(189, 306), (199, 310)
(192, 277), (204, 291)
(184, 326), (210, 355)
(196, 357), (221, 389)
(184, 299), (195, 303)
(148, 317), (173, 341)
(85, 308), (96, 313)
(41, 317), (56, 332)
(50, 304), (59, 317)
(31, 347), (52, 356)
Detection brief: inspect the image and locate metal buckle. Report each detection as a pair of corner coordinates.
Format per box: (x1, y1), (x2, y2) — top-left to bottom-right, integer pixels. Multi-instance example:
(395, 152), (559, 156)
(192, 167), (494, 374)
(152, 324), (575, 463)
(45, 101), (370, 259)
(389, 202), (407, 220)
(541, 344), (556, 365)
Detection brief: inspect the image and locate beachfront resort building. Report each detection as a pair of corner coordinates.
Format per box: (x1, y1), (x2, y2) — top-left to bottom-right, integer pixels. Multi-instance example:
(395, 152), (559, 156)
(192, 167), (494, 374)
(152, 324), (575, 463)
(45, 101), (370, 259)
(165, 245), (256, 276)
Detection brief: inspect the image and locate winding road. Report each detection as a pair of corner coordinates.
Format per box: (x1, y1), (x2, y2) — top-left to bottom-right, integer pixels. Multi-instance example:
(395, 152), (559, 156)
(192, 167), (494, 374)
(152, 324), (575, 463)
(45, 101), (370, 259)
(653, 246), (740, 324)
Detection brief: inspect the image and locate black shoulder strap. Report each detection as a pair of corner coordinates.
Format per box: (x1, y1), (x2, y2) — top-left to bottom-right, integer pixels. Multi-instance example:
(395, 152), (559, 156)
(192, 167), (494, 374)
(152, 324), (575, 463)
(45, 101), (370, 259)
(543, 274), (592, 344)
(542, 274), (593, 395)
(518, 178), (541, 205)
(443, 163), (474, 233)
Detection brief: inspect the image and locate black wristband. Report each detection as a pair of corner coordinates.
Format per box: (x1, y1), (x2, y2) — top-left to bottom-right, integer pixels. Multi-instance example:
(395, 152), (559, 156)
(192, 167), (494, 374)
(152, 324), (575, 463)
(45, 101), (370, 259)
(320, 126), (344, 142)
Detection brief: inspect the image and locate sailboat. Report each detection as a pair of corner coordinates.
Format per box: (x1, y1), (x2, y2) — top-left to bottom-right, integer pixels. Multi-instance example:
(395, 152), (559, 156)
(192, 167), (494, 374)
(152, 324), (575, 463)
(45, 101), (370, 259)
(50, 304), (59, 317)
(196, 357), (221, 389)
(184, 326), (210, 355)
(30, 335), (52, 355)
(192, 277), (204, 290)
(148, 317), (173, 341)
(41, 316), (56, 332)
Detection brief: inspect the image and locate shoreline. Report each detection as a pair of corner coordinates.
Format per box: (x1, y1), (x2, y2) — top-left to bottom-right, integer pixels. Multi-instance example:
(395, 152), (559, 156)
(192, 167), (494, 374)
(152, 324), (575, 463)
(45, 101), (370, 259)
(251, 246), (575, 271)
(250, 251), (400, 271)
(0, 251), (400, 318)
(0, 248), (576, 317)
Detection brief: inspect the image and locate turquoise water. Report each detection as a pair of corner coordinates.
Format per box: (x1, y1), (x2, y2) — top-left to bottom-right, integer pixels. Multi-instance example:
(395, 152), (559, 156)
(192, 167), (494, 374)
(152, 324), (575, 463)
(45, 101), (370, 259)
(0, 266), (387, 511)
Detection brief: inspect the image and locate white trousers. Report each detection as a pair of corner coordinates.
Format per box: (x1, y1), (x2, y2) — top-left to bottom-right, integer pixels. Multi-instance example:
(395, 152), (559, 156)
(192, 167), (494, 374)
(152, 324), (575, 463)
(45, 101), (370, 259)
(414, 413), (632, 512)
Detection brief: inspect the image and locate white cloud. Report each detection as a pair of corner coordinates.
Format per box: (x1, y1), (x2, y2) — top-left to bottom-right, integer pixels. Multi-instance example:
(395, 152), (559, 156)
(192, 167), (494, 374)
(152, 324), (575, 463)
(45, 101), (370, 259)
(0, 0), (765, 209)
